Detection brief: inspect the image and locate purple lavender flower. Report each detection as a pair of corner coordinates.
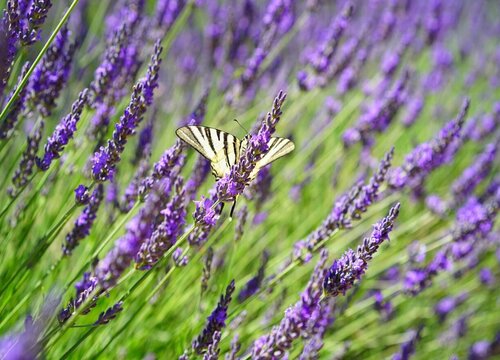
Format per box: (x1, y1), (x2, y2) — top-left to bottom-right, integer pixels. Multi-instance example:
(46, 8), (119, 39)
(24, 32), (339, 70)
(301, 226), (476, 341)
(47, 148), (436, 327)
(95, 178), (174, 288)
(373, 290), (393, 321)
(468, 332), (500, 360)
(189, 194), (221, 247)
(251, 250), (329, 359)
(217, 91), (286, 202)
(192, 280), (235, 354)
(425, 194), (448, 215)
(344, 71), (409, 148)
(308, 2), (353, 74)
(203, 331), (221, 360)
(434, 293), (468, 323)
(172, 247), (189, 267)
(59, 272), (100, 323)
(479, 267), (494, 286)
(323, 203), (400, 297)
(94, 301), (123, 325)
(0, 1), (21, 96)
(74, 185), (90, 205)
(391, 326), (423, 360)
(63, 185), (104, 256)
(425, 0), (443, 45)
(36, 88), (89, 171)
(139, 140), (185, 198)
(0, 62), (29, 139)
(121, 152), (151, 212)
(451, 143), (497, 201)
(295, 148), (394, 262)
(388, 98), (470, 192)
(27, 26), (76, 117)
(20, 0), (53, 45)
(91, 41), (163, 182)
(8, 121), (44, 196)
(238, 251), (269, 302)
(402, 96), (424, 127)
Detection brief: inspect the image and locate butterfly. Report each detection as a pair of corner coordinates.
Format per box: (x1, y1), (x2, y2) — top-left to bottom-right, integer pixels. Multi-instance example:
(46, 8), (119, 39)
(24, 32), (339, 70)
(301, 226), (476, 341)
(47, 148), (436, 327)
(176, 125), (295, 216)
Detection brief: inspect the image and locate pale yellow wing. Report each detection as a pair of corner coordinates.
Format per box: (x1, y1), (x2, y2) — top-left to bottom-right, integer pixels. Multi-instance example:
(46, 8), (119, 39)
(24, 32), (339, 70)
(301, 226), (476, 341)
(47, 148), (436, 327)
(176, 125), (241, 179)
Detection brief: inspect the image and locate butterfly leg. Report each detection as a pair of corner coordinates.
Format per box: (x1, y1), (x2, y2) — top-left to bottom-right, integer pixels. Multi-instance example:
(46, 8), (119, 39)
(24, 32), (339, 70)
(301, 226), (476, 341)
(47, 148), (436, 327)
(229, 198), (237, 219)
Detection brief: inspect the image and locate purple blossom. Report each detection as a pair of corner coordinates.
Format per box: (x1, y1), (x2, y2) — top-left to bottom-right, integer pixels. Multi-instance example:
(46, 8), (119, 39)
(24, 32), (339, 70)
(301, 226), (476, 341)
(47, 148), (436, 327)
(451, 143), (497, 201)
(434, 293), (468, 323)
(238, 251), (269, 302)
(203, 331), (221, 360)
(139, 140), (185, 198)
(20, 0), (53, 45)
(91, 41), (163, 182)
(74, 185), (90, 205)
(95, 178), (174, 289)
(0, 63), (30, 139)
(323, 203), (400, 297)
(252, 250), (330, 359)
(388, 98), (470, 192)
(63, 185), (104, 256)
(8, 121), (44, 196)
(373, 290), (393, 321)
(189, 193), (221, 247)
(402, 96), (424, 127)
(308, 2), (353, 74)
(27, 26), (76, 117)
(172, 248), (189, 267)
(192, 280), (235, 354)
(36, 89), (89, 171)
(217, 91), (286, 202)
(391, 326), (423, 360)
(94, 301), (123, 325)
(0, 1), (21, 96)
(479, 267), (494, 286)
(295, 148), (394, 262)
(59, 272), (100, 323)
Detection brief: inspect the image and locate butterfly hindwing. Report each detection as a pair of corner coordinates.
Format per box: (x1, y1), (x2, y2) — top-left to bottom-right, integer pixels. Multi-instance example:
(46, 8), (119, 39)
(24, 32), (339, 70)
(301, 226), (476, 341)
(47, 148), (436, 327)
(244, 137), (295, 180)
(176, 126), (241, 178)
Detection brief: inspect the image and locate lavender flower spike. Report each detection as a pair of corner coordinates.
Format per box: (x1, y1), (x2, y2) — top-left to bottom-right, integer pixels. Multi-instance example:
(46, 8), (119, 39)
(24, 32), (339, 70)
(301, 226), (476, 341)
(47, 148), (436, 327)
(21, 0), (53, 45)
(91, 41), (163, 182)
(0, 63), (30, 139)
(323, 203), (400, 297)
(8, 121), (44, 196)
(452, 143), (497, 201)
(135, 177), (187, 270)
(63, 184), (104, 256)
(252, 250), (329, 359)
(94, 301), (124, 325)
(192, 280), (235, 354)
(36, 89), (89, 171)
(217, 91), (286, 202)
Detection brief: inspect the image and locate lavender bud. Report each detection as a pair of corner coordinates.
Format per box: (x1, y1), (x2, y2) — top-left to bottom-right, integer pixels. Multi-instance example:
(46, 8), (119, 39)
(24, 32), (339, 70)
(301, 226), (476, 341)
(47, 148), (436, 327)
(8, 120), (44, 196)
(21, 0), (53, 45)
(192, 280), (235, 354)
(74, 185), (90, 205)
(94, 301), (123, 325)
(36, 89), (89, 171)
(63, 185), (104, 256)
(323, 204), (400, 297)
(201, 247), (214, 294)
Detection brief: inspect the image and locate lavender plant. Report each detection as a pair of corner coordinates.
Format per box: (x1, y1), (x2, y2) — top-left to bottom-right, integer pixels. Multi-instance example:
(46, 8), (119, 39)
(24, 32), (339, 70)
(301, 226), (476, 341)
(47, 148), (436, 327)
(0, 1), (498, 359)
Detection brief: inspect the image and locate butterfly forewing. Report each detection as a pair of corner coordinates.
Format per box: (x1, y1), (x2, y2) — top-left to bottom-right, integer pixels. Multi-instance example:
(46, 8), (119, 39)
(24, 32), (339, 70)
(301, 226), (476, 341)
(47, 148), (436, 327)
(176, 126), (241, 178)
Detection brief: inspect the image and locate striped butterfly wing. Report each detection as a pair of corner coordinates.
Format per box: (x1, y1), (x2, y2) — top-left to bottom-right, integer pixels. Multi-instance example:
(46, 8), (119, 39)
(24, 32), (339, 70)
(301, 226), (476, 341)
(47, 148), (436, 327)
(243, 137), (295, 181)
(176, 126), (241, 179)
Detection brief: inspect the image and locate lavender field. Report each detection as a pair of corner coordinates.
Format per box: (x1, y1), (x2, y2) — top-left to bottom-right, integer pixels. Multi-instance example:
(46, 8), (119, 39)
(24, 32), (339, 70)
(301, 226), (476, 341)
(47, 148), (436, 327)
(0, 0), (499, 359)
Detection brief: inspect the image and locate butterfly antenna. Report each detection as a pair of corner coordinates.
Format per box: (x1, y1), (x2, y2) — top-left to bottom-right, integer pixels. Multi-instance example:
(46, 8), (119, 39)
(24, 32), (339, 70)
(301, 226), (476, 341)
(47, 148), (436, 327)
(233, 119), (249, 135)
